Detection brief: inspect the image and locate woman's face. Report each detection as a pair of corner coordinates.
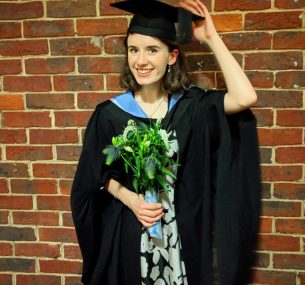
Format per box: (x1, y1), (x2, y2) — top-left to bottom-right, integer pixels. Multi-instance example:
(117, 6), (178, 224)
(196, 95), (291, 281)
(127, 33), (178, 88)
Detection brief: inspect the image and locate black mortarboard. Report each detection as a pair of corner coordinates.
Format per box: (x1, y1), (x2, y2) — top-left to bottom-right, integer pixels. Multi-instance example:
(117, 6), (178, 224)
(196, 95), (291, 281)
(110, 0), (203, 43)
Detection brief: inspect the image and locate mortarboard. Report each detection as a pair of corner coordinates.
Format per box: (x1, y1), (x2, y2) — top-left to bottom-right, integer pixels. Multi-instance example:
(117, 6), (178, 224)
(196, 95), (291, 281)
(110, 0), (203, 43)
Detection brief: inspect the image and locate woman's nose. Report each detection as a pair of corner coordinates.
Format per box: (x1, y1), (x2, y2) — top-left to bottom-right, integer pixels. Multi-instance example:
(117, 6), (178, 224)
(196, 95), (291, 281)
(136, 51), (148, 65)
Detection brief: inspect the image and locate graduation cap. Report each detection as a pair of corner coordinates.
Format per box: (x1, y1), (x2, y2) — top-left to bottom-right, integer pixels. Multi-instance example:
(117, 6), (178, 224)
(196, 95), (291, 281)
(110, 0), (204, 43)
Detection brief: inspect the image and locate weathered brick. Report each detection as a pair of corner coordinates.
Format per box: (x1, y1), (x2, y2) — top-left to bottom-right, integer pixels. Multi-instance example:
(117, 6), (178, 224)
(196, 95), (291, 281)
(257, 234), (300, 251)
(274, 183), (305, 200)
(221, 32), (272, 50)
(0, 258), (35, 272)
(259, 147), (272, 164)
(274, 31), (305, 49)
(64, 245), (81, 259)
(277, 110), (305, 126)
(0, 211), (9, 224)
(16, 274), (61, 285)
(77, 18), (128, 36)
(256, 90), (303, 108)
(300, 272), (305, 285)
(258, 128), (302, 146)
(56, 146), (82, 161)
(261, 165), (303, 182)
(37, 195), (70, 211)
(47, 0), (96, 18)
(252, 108), (274, 127)
(106, 74), (125, 91)
(250, 269), (296, 285)
(104, 36), (126, 54)
(245, 71), (274, 88)
(275, 0), (305, 9)
(245, 12), (302, 30)
(65, 276), (83, 285)
(0, 179), (9, 194)
(62, 212), (74, 227)
(3, 76), (51, 92)
(40, 259), (82, 274)
(276, 219), (305, 234)
(0, 129), (26, 144)
(0, 95), (24, 110)
(24, 20), (74, 37)
(0, 22), (21, 39)
(276, 147), (305, 163)
(0, 274), (12, 285)
(78, 57), (124, 73)
(273, 254), (305, 270)
(54, 75), (104, 91)
(26, 93), (75, 110)
(215, 0), (271, 11)
(55, 111), (91, 127)
(0, 40), (48, 56)
(100, 0), (130, 15)
(0, 1), (43, 20)
(253, 253), (270, 268)
(59, 179), (73, 195)
(6, 146), (53, 161)
(0, 163), (29, 178)
(39, 227), (77, 243)
(245, 51), (303, 70)
(33, 163), (77, 179)
(259, 217), (273, 233)
(261, 201), (301, 217)
(3, 111), (51, 128)
(15, 243), (60, 258)
(77, 92), (114, 109)
(50, 38), (101, 55)
(0, 242), (13, 256)
(0, 226), (35, 241)
(0, 60), (22, 75)
(25, 58), (75, 74)
(30, 129), (78, 144)
(13, 211), (59, 226)
(11, 179), (57, 195)
(190, 72), (216, 90)
(275, 71), (305, 89)
(213, 14), (242, 32)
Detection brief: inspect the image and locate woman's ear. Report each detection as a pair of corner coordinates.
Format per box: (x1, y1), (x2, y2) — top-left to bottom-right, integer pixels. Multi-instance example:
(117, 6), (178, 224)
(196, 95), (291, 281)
(168, 49), (179, 65)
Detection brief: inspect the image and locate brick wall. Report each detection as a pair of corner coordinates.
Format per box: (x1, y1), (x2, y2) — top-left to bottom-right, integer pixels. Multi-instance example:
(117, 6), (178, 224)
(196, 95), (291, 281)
(0, 0), (304, 284)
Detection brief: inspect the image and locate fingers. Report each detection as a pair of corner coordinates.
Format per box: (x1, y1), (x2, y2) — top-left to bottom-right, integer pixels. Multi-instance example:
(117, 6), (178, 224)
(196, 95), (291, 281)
(139, 212), (164, 228)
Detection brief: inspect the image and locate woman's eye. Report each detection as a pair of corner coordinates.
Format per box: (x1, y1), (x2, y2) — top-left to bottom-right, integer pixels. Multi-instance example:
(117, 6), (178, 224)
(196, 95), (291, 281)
(148, 48), (158, 54)
(128, 48), (138, 54)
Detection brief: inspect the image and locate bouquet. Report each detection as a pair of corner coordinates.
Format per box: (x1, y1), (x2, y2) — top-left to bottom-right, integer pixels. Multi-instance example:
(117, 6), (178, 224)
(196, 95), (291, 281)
(103, 119), (179, 239)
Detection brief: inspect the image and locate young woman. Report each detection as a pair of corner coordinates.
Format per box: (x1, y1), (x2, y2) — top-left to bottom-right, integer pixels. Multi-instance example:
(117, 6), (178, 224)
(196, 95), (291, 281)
(71, 1), (261, 284)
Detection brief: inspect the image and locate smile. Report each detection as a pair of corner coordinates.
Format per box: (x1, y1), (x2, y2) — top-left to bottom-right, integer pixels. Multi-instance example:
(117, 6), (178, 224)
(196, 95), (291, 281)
(136, 68), (153, 77)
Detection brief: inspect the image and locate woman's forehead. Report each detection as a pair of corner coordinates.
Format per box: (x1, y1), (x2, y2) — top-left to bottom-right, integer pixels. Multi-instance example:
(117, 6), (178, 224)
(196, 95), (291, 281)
(127, 33), (165, 47)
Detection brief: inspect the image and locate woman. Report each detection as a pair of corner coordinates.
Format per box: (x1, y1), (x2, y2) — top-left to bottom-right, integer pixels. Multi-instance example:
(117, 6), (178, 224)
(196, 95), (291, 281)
(71, 1), (261, 284)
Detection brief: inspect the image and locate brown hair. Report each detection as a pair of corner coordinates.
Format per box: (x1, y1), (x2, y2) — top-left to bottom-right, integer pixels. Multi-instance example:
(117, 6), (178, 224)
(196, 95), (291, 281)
(120, 35), (190, 93)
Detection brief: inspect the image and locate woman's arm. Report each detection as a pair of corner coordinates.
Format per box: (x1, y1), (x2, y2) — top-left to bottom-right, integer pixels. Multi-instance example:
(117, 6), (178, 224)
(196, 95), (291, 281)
(105, 178), (164, 228)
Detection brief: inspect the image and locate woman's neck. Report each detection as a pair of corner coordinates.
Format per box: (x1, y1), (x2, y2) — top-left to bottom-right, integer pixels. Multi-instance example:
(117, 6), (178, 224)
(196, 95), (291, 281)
(135, 85), (166, 103)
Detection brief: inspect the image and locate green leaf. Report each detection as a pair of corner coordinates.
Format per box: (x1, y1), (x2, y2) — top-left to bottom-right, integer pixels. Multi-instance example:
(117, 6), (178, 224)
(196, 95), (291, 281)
(161, 166), (176, 179)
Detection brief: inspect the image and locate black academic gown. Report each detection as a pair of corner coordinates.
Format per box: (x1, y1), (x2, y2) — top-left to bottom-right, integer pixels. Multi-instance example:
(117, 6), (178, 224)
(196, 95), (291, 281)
(70, 86), (261, 285)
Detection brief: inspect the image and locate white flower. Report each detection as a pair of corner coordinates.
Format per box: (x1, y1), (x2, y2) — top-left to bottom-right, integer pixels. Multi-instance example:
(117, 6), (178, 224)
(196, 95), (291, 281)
(124, 146), (133, 152)
(158, 129), (170, 150)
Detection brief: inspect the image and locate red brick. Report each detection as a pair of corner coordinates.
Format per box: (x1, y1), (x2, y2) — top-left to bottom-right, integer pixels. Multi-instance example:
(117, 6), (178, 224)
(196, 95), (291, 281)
(261, 201), (301, 217)
(15, 242), (60, 258)
(37, 195), (71, 211)
(100, 0), (130, 15)
(0, 258), (35, 272)
(261, 165), (303, 182)
(106, 74), (124, 91)
(78, 57), (124, 73)
(258, 217), (273, 233)
(50, 38), (101, 56)
(39, 227), (77, 243)
(56, 146), (82, 161)
(55, 111), (91, 127)
(30, 129), (78, 144)
(258, 128), (302, 146)
(25, 58), (75, 74)
(0, 211), (9, 224)
(0, 195), (33, 210)
(245, 71), (274, 88)
(252, 108), (274, 127)
(0, 95), (24, 110)
(0, 274), (12, 285)
(276, 219), (305, 234)
(0, 22), (21, 39)
(0, 60), (22, 75)
(245, 51), (303, 70)
(276, 147), (305, 163)
(24, 20), (74, 37)
(104, 36), (126, 54)
(13, 211), (59, 226)
(0, 129), (26, 144)
(77, 18), (128, 36)
(274, 31), (305, 49)
(0, 242), (13, 256)
(26, 93), (75, 110)
(215, 0), (271, 10)
(0, 1), (43, 20)
(0, 163), (29, 178)
(252, 253), (270, 268)
(77, 92), (114, 109)
(16, 275), (61, 285)
(273, 253), (305, 270)
(6, 146), (53, 161)
(275, 71), (305, 89)
(11, 179), (57, 195)
(59, 179), (73, 195)
(277, 110), (305, 126)
(0, 40), (48, 56)
(54, 75), (104, 91)
(65, 276), (83, 285)
(189, 72), (215, 90)
(257, 234), (300, 251)
(0, 179), (9, 193)
(274, 183), (305, 200)
(221, 32), (272, 50)
(62, 212), (74, 227)
(256, 90), (303, 108)
(0, 226), (36, 242)
(245, 12), (302, 30)
(275, 0), (305, 8)
(212, 14), (242, 32)
(300, 272), (305, 285)
(40, 259), (82, 274)
(64, 245), (82, 259)
(47, 0), (96, 18)
(3, 76), (51, 92)
(259, 147), (272, 164)
(33, 163), (77, 179)
(250, 269), (296, 285)
(3, 111), (51, 127)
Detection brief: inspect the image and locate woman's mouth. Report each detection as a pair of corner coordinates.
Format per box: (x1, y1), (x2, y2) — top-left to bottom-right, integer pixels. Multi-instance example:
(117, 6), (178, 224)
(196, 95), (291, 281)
(136, 68), (153, 77)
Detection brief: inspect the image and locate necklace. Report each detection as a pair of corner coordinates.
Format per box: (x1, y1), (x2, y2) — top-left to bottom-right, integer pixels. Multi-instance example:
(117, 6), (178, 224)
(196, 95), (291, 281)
(148, 95), (166, 118)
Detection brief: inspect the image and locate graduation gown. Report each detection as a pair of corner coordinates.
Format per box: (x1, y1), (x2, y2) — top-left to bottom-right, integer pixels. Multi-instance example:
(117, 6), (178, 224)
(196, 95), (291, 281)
(70, 86), (261, 285)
